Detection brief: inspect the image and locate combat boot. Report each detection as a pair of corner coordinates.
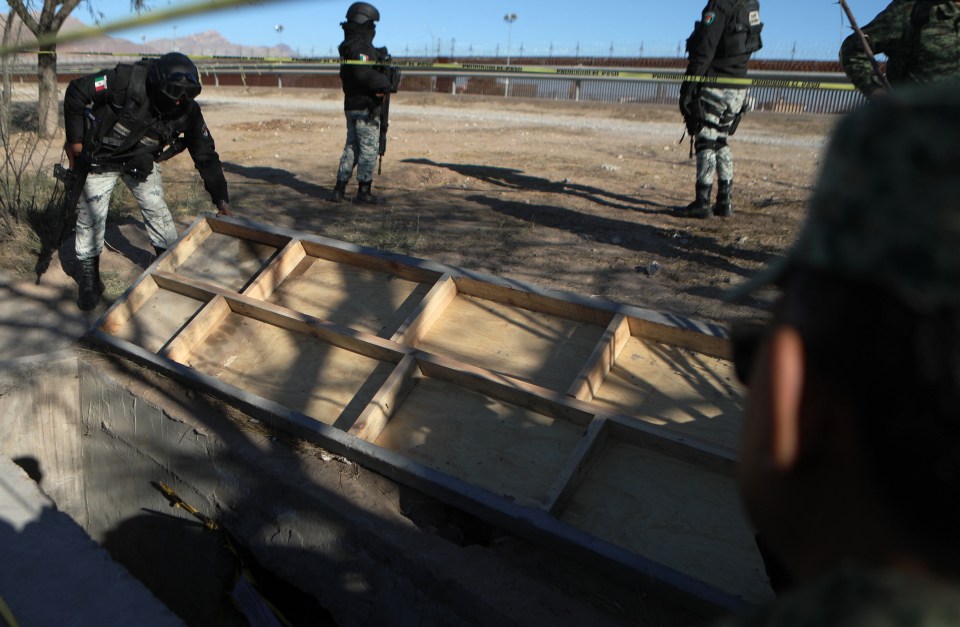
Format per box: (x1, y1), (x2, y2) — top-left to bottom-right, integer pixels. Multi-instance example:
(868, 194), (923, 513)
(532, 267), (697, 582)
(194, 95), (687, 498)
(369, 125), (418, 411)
(331, 179), (349, 203)
(714, 180), (733, 217)
(355, 181), (380, 205)
(677, 184), (713, 219)
(76, 256), (104, 311)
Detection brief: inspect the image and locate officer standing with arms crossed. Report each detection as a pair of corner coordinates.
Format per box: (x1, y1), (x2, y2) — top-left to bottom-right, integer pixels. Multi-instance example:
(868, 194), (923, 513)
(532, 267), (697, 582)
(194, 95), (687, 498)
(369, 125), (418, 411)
(678, 0), (763, 219)
(331, 2), (393, 205)
(840, 0), (960, 98)
(63, 52), (231, 311)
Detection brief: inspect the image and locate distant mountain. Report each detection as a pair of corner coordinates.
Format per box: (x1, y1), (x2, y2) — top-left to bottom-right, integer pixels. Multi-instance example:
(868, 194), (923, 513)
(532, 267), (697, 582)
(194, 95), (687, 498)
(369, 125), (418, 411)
(2, 12), (297, 60)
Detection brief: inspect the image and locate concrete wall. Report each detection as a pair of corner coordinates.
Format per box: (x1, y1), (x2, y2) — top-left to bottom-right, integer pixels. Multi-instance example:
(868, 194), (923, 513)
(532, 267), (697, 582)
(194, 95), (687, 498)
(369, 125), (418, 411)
(0, 350), (704, 626)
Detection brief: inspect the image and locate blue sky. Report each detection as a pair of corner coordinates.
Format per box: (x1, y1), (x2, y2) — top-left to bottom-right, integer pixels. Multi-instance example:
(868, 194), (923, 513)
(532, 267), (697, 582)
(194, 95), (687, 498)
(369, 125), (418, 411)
(90, 0), (894, 60)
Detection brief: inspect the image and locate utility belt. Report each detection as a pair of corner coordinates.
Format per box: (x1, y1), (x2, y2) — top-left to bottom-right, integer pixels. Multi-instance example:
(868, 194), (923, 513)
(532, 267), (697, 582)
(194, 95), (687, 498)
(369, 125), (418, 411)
(88, 152), (157, 182)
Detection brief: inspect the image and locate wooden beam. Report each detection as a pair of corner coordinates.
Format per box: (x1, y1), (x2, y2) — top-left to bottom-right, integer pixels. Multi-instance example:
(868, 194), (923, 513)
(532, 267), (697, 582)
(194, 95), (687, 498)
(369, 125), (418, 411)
(541, 417), (610, 516)
(99, 275), (159, 336)
(224, 294), (408, 364)
(453, 275), (613, 327)
(207, 215), (292, 249)
(243, 239), (307, 302)
(415, 353), (596, 429)
(161, 295), (232, 364)
(567, 314), (631, 402)
(628, 315), (731, 360)
(348, 354), (421, 442)
(158, 216), (212, 274)
(299, 238), (443, 285)
(390, 274), (458, 346)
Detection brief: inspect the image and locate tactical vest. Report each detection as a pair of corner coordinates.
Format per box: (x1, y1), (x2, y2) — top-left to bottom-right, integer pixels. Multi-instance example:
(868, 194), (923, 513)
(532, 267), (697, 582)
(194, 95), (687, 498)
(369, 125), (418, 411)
(92, 61), (192, 163)
(717, 0), (764, 59)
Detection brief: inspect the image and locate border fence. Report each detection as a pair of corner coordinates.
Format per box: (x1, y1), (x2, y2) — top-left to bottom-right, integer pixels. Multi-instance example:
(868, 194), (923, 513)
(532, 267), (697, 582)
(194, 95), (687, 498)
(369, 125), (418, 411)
(8, 54), (867, 115)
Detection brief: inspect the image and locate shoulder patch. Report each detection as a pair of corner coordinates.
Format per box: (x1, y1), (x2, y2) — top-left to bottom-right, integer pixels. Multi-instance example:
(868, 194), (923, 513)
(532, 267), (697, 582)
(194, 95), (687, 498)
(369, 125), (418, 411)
(94, 75), (107, 92)
(748, 10), (760, 26)
(358, 53), (369, 62)
(702, 11), (717, 26)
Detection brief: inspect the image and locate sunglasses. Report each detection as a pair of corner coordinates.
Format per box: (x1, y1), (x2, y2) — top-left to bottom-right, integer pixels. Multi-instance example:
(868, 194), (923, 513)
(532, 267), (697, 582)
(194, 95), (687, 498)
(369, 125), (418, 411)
(163, 73), (202, 101)
(729, 320), (768, 385)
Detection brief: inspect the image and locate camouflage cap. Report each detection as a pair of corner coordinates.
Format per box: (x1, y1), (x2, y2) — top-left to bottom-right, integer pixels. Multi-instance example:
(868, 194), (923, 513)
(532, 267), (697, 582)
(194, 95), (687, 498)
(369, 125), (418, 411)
(732, 80), (960, 312)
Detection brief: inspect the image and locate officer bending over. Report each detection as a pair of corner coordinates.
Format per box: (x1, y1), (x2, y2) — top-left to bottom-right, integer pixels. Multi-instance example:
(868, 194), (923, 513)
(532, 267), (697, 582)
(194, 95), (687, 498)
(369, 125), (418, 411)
(332, 2), (393, 204)
(63, 52), (231, 311)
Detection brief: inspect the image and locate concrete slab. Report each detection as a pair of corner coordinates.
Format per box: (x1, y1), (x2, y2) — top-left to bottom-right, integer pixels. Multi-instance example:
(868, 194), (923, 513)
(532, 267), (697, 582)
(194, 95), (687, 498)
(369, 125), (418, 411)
(0, 453), (184, 626)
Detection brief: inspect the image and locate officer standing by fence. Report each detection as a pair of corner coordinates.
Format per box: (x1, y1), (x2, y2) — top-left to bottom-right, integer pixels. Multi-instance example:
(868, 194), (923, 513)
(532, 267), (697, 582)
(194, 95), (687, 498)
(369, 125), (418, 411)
(331, 2), (393, 205)
(840, 0), (960, 98)
(678, 0), (763, 219)
(63, 52), (231, 311)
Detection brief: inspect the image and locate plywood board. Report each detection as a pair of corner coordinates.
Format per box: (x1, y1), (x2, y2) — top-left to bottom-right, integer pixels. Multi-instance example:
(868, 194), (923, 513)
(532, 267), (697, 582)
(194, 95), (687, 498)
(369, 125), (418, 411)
(108, 283), (206, 354)
(177, 311), (394, 428)
(557, 437), (769, 604)
(166, 230), (277, 292)
(264, 255), (431, 338)
(415, 294), (607, 392)
(374, 376), (586, 509)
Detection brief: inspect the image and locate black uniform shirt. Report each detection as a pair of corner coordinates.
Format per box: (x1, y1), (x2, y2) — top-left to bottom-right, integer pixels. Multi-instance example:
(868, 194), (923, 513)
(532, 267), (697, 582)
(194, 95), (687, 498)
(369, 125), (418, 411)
(338, 26), (392, 112)
(63, 64), (229, 205)
(685, 0), (762, 86)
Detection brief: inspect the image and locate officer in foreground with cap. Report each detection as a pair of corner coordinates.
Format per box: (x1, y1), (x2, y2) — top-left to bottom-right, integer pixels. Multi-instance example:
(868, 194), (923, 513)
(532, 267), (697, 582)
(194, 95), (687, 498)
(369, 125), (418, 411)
(331, 1), (394, 204)
(63, 51), (231, 311)
(717, 82), (960, 624)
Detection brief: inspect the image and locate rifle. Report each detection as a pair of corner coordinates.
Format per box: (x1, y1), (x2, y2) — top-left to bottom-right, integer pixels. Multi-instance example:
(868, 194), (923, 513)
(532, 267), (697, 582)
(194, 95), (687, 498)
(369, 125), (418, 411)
(838, 0), (893, 92)
(376, 56), (402, 175)
(35, 109), (99, 282)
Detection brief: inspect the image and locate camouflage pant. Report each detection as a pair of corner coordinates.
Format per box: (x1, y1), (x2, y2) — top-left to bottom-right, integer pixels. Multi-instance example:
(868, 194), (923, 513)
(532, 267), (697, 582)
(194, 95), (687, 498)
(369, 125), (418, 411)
(337, 110), (380, 183)
(694, 87), (747, 188)
(75, 163), (177, 261)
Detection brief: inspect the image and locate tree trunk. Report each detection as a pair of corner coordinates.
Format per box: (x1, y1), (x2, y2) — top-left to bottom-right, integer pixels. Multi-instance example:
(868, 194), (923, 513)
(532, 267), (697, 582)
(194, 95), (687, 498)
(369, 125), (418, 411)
(36, 44), (59, 137)
(6, 0), (82, 138)
(1, 15), (14, 138)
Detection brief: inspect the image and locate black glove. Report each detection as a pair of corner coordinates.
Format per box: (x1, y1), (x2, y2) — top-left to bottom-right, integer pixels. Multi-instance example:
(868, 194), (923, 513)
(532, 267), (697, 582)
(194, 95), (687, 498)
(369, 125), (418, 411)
(679, 80), (701, 136)
(678, 79), (698, 118)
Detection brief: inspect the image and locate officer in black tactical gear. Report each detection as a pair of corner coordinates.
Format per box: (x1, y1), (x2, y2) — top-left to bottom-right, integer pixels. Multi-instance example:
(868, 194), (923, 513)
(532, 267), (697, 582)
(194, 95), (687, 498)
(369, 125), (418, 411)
(331, 1), (393, 204)
(63, 52), (231, 311)
(678, 0), (763, 219)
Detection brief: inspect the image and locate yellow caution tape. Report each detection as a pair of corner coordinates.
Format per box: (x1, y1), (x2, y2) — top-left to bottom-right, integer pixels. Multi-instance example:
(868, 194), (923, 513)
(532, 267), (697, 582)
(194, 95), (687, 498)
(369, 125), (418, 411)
(31, 51), (854, 91)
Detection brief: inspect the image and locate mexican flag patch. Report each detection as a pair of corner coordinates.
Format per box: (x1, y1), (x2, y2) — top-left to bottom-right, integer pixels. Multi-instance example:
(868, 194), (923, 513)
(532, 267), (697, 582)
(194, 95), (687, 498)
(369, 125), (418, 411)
(94, 75), (107, 92)
(358, 53), (369, 61)
(703, 11), (717, 25)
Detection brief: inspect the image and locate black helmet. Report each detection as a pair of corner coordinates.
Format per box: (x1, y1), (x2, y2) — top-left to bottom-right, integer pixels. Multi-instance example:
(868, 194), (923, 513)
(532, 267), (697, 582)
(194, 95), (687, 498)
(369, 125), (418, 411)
(346, 2), (379, 24)
(149, 52), (202, 103)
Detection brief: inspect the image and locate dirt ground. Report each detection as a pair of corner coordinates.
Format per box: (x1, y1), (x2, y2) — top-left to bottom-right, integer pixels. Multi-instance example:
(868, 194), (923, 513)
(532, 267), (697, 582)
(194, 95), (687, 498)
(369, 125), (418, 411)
(4, 85), (837, 329)
(0, 86), (841, 625)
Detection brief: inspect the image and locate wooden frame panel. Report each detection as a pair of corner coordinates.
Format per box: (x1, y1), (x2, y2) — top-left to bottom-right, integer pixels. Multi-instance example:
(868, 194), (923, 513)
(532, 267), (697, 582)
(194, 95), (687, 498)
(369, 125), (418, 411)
(90, 214), (760, 612)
